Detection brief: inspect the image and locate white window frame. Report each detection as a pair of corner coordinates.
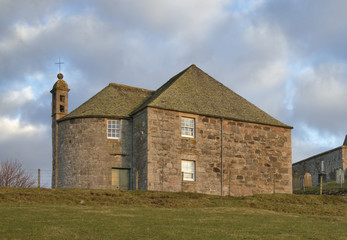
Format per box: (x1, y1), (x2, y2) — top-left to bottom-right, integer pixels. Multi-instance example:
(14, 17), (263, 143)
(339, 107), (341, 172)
(181, 117), (195, 138)
(181, 160), (195, 181)
(107, 120), (121, 139)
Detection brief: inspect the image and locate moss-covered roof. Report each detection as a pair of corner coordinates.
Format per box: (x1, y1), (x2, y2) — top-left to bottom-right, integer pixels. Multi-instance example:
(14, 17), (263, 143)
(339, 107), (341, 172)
(61, 83), (153, 120)
(132, 64), (292, 128)
(61, 65), (291, 128)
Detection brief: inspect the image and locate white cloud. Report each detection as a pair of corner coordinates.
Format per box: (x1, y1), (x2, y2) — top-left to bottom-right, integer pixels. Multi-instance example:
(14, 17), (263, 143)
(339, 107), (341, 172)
(0, 86), (36, 117)
(292, 62), (347, 133)
(0, 117), (47, 143)
(94, 0), (230, 42)
(1, 86), (34, 105)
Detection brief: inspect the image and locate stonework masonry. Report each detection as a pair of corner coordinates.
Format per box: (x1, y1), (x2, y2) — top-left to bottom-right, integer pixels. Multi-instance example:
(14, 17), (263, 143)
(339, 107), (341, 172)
(55, 107), (292, 195)
(145, 107), (292, 196)
(293, 146), (346, 186)
(57, 118), (131, 189)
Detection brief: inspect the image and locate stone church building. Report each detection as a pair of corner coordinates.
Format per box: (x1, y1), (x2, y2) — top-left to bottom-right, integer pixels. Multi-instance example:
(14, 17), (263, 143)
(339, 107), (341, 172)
(51, 64), (293, 196)
(292, 136), (347, 189)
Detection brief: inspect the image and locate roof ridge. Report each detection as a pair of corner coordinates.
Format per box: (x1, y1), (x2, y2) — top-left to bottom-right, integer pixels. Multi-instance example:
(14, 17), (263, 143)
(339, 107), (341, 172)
(131, 64), (291, 128)
(108, 83), (153, 93)
(130, 64), (195, 115)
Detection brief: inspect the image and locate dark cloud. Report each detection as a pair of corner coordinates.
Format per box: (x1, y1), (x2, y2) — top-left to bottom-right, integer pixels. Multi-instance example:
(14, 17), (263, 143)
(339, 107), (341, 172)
(256, 0), (347, 61)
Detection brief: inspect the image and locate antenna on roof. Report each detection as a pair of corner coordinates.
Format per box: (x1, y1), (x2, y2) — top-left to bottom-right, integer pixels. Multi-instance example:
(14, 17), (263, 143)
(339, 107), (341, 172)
(55, 57), (64, 73)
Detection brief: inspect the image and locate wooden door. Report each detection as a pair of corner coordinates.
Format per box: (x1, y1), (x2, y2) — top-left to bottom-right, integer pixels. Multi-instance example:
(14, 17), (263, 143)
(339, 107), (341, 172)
(112, 168), (130, 190)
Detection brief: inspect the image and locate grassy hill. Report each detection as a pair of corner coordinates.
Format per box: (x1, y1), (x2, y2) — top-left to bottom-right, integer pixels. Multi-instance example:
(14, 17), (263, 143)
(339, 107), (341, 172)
(1, 188), (347, 239)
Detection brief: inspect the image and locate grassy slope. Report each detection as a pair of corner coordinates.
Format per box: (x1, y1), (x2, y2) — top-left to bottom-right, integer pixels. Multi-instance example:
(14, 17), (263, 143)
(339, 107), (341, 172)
(1, 188), (347, 240)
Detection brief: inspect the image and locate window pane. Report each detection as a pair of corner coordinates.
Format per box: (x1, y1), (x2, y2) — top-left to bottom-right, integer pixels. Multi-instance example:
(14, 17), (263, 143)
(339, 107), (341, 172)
(182, 160), (195, 181)
(181, 118), (194, 137)
(107, 120), (121, 139)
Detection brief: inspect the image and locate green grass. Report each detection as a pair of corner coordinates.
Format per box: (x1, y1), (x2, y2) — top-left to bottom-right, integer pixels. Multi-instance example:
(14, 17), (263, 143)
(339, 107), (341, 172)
(1, 188), (347, 240)
(294, 181), (347, 195)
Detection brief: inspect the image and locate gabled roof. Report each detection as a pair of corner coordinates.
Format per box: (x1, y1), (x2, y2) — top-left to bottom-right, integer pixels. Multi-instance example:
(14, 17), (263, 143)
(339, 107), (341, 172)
(61, 83), (153, 121)
(132, 64), (291, 128)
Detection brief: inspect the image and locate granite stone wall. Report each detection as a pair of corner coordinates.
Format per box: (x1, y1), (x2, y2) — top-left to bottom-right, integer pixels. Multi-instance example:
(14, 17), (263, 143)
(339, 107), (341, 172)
(54, 108), (292, 196)
(292, 147), (344, 186)
(57, 117), (131, 189)
(146, 107), (292, 196)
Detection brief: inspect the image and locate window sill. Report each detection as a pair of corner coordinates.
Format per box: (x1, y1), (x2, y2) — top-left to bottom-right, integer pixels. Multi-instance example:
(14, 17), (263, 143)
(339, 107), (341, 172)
(181, 135), (194, 138)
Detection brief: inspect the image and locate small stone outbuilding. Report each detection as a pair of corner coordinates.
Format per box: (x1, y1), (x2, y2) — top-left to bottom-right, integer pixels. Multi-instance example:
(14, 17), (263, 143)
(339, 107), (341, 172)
(292, 136), (347, 188)
(51, 64), (293, 196)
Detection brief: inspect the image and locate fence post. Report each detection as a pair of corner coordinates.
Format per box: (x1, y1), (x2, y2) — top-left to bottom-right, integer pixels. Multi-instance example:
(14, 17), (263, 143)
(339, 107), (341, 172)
(38, 169), (40, 188)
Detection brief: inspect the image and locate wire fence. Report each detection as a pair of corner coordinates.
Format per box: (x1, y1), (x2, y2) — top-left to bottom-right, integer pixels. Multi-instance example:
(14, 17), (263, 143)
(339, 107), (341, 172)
(26, 169), (52, 188)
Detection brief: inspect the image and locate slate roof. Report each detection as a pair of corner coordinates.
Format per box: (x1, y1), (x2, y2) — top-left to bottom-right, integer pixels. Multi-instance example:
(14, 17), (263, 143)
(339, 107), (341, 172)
(61, 64), (292, 128)
(61, 83), (153, 120)
(132, 64), (292, 128)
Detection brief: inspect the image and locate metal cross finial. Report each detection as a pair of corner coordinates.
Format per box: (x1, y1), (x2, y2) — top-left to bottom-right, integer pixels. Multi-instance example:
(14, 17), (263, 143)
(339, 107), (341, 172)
(55, 57), (64, 73)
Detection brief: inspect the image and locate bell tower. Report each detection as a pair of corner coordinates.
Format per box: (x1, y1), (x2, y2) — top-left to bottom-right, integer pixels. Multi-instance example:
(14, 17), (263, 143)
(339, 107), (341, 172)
(51, 73), (69, 120)
(51, 73), (70, 188)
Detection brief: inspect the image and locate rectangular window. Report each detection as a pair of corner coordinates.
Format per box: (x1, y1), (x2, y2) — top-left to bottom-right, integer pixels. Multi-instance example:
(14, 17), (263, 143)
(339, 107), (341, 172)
(107, 120), (121, 139)
(181, 118), (194, 137)
(182, 160), (195, 181)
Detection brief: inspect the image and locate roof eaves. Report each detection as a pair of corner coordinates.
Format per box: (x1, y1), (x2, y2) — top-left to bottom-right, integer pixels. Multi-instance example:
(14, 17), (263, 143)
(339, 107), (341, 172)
(58, 115), (131, 123)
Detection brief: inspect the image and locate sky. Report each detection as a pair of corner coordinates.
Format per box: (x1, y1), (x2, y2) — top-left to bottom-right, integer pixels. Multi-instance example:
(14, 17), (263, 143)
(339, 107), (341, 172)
(1, 0), (346, 187)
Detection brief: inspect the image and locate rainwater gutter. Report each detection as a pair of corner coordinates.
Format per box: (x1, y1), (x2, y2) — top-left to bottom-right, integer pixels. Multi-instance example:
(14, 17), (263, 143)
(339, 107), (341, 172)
(220, 118), (223, 196)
